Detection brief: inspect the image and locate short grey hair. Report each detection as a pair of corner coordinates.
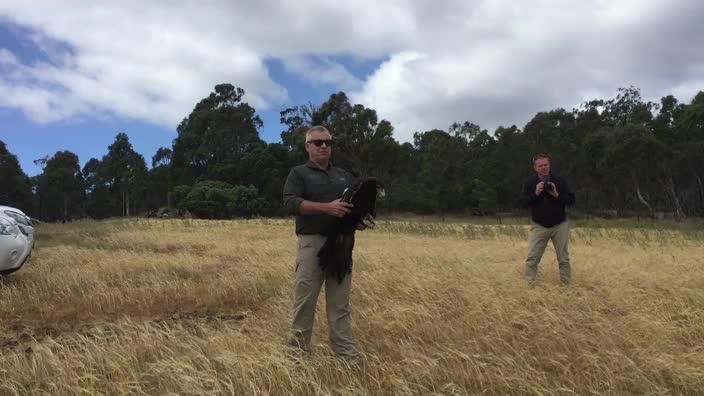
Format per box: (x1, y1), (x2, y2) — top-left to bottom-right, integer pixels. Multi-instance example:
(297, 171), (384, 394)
(305, 125), (332, 142)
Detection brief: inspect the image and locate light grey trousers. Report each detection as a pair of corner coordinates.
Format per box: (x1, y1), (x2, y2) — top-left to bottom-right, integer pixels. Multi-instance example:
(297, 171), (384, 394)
(288, 234), (358, 357)
(525, 221), (571, 285)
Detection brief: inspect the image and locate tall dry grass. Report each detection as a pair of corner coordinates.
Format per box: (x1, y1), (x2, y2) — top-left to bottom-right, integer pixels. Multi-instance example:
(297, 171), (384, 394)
(0, 218), (702, 395)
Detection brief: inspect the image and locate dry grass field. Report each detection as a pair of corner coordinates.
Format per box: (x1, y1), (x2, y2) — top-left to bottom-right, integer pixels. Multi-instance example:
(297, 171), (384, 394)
(1, 218), (703, 395)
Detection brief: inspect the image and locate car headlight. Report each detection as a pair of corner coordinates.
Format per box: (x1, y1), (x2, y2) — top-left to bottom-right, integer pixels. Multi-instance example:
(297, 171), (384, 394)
(0, 217), (19, 237)
(4, 210), (30, 226)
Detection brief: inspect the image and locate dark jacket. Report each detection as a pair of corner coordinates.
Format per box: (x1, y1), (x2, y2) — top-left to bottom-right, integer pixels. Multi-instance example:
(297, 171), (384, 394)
(282, 161), (352, 235)
(519, 173), (575, 227)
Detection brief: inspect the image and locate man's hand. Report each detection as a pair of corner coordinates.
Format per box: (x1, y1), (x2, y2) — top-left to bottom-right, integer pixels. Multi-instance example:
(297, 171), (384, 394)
(355, 222), (367, 231)
(546, 183), (559, 198)
(535, 182), (545, 196)
(326, 199), (353, 218)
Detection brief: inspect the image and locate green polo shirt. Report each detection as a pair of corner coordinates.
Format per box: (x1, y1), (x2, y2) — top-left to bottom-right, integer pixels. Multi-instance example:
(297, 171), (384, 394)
(283, 160), (353, 235)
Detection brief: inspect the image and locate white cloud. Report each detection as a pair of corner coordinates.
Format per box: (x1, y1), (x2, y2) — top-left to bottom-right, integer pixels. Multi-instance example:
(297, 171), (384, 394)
(0, 1), (289, 127)
(283, 56), (362, 91)
(0, 0), (702, 140)
(350, 0), (704, 141)
(0, 48), (18, 65)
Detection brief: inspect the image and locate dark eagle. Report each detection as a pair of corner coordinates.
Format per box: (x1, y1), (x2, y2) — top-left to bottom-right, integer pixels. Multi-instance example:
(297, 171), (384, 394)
(318, 177), (385, 282)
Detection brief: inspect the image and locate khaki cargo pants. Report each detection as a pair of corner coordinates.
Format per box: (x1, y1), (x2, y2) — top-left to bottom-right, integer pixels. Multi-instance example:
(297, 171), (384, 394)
(525, 221), (571, 285)
(288, 234), (358, 357)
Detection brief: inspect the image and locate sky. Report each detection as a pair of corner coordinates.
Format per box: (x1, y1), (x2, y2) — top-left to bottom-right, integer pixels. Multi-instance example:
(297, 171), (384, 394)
(1, 0), (703, 176)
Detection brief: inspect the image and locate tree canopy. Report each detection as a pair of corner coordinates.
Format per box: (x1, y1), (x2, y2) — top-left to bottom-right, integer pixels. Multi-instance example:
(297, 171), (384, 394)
(4, 84), (704, 220)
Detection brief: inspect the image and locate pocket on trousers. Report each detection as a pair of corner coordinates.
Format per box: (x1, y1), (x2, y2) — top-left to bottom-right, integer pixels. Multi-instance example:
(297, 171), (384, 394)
(296, 237), (313, 272)
(298, 237), (314, 249)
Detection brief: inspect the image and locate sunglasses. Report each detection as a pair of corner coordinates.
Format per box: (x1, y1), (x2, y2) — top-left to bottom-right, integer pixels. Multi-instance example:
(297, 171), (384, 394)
(307, 139), (332, 147)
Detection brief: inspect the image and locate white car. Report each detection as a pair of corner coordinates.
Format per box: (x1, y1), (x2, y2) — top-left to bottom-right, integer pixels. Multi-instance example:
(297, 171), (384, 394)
(0, 213), (31, 275)
(0, 205), (34, 249)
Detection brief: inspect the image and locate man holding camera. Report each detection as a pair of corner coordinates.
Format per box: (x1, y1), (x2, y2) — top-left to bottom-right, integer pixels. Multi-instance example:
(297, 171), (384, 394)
(519, 154), (575, 285)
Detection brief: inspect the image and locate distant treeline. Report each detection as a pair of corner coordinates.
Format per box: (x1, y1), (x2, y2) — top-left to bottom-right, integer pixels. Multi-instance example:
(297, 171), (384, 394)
(2, 84), (703, 221)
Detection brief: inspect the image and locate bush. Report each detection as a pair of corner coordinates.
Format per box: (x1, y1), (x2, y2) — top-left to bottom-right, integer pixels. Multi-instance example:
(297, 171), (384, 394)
(177, 181), (265, 219)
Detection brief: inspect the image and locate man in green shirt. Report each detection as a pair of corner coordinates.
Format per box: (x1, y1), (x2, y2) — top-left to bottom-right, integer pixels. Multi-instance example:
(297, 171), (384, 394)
(283, 125), (364, 360)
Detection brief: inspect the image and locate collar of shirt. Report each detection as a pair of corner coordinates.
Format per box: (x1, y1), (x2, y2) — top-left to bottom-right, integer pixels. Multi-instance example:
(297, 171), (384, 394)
(306, 160), (334, 172)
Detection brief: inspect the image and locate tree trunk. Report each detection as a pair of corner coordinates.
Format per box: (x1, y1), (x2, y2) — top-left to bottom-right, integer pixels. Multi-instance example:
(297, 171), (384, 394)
(38, 193), (42, 222)
(666, 175), (684, 220)
(633, 173), (652, 217)
(695, 173), (704, 214)
(63, 194), (69, 222)
(635, 185), (653, 217)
